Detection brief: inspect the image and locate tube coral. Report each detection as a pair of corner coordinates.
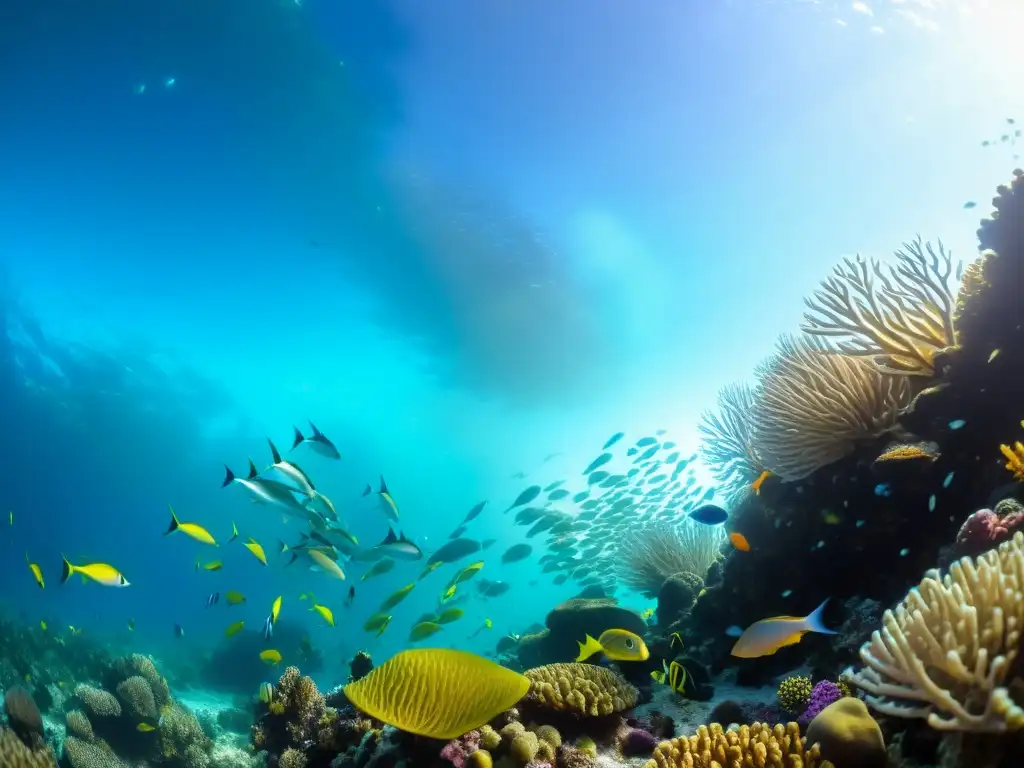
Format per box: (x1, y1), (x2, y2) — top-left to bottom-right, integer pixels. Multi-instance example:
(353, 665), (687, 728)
(844, 531), (1024, 732)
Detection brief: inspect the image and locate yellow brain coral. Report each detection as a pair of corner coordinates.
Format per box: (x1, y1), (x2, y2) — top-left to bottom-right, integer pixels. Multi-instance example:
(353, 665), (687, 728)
(844, 531), (1024, 732)
(524, 663), (638, 717)
(643, 722), (823, 768)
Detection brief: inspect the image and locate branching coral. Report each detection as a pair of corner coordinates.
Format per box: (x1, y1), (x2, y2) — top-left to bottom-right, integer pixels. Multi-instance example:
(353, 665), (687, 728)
(111, 654), (170, 710)
(0, 727), (56, 768)
(614, 521), (724, 599)
(801, 237), (957, 376)
(1000, 441), (1024, 481)
(63, 737), (129, 768)
(524, 663), (637, 717)
(752, 334), (911, 481)
(643, 722), (822, 768)
(116, 675), (157, 720)
(844, 531), (1024, 732)
(65, 711), (93, 741)
(74, 684), (121, 718)
(698, 381), (764, 505)
(274, 666), (327, 744)
(157, 703), (212, 763)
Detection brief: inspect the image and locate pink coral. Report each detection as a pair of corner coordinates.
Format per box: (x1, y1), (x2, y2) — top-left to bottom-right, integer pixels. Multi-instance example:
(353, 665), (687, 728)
(956, 503), (1024, 555)
(440, 729), (480, 768)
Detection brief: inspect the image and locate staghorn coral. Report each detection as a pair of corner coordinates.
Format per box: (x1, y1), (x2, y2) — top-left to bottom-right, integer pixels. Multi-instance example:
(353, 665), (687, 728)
(801, 236), (957, 376)
(73, 684), (121, 718)
(776, 675), (813, 714)
(844, 530), (1024, 731)
(643, 722), (823, 768)
(0, 727), (56, 768)
(274, 666), (327, 744)
(752, 334), (911, 481)
(1000, 441), (1024, 481)
(614, 521), (724, 599)
(65, 711), (93, 741)
(111, 654), (171, 710)
(524, 663), (637, 717)
(698, 381), (765, 506)
(63, 736), (129, 768)
(116, 675), (158, 720)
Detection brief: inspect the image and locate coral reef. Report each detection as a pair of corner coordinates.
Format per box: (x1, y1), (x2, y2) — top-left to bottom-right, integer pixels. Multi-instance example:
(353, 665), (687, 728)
(776, 676), (812, 715)
(524, 663), (637, 717)
(514, 597), (647, 667)
(699, 381), (765, 506)
(643, 722), (823, 768)
(0, 726), (57, 767)
(805, 698), (886, 768)
(614, 522), (723, 600)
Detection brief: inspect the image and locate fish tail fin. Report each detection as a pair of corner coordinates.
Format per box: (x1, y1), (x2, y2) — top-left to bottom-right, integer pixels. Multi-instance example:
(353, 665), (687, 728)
(165, 505), (180, 535)
(267, 438), (282, 465)
(60, 555), (74, 584)
(247, 458), (259, 480)
(805, 598), (838, 635)
(361, 484), (372, 497)
(291, 425), (304, 450)
(575, 634), (603, 663)
(221, 466), (235, 488)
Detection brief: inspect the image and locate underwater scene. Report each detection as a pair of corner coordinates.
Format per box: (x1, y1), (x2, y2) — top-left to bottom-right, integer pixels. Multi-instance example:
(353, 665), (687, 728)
(2, 0), (1024, 767)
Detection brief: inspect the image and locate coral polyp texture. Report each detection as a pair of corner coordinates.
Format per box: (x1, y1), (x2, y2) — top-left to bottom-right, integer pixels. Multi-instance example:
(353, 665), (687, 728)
(844, 531), (1024, 732)
(524, 662), (638, 716)
(751, 334), (911, 481)
(642, 722), (823, 768)
(801, 236), (957, 376)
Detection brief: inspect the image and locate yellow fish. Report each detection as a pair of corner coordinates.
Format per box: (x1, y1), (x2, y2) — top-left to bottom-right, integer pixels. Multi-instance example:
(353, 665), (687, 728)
(650, 659), (689, 695)
(575, 629), (649, 663)
(451, 561), (484, 585)
(669, 632), (684, 651)
(60, 556), (130, 587)
(25, 554), (44, 589)
(137, 723), (157, 732)
(408, 621), (443, 642)
(259, 682), (274, 704)
(730, 599), (836, 658)
(164, 505), (217, 545)
(751, 469), (772, 495)
(68, 626), (82, 636)
(310, 604), (335, 627)
(435, 608), (464, 625)
(640, 607), (654, 621)
(380, 583), (415, 611)
(228, 521), (239, 543)
(298, 592), (315, 601)
(260, 649), (282, 665)
(201, 560), (223, 571)
(40, 620), (47, 631)
(363, 612), (391, 635)
(419, 561), (444, 580)
(225, 621), (245, 637)
(307, 548), (346, 579)
(440, 584), (457, 602)
(271, 596), (282, 624)
(225, 590), (246, 605)
(243, 538), (267, 566)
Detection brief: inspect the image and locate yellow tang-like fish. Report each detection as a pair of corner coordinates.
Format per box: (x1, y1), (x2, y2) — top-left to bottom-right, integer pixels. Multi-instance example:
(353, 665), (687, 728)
(310, 604), (335, 627)
(408, 621), (442, 642)
(260, 649), (282, 665)
(575, 629), (649, 663)
(730, 599), (836, 659)
(380, 583), (415, 611)
(225, 621), (245, 637)
(137, 723), (157, 733)
(228, 521), (239, 543)
(225, 590), (246, 605)
(164, 505), (217, 546)
(271, 596), (282, 624)
(244, 538), (267, 566)
(60, 556), (130, 588)
(25, 554), (44, 589)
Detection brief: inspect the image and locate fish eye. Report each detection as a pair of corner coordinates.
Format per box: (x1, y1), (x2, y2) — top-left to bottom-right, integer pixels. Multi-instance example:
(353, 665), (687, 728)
(625, 638), (634, 649)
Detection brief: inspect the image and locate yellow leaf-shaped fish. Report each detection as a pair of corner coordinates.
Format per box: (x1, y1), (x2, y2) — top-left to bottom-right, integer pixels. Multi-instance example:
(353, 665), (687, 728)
(343, 649), (529, 740)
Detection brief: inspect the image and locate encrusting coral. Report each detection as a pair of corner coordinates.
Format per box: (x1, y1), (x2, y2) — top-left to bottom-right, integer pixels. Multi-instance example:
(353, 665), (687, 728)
(844, 531), (1024, 732)
(524, 662), (638, 717)
(643, 722), (823, 768)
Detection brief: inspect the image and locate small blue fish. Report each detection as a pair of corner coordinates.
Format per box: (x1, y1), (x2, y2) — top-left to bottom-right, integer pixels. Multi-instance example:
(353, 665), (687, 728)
(900, 548), (910, 557)
(928, 495), (937, 512)
(263, 615), (274, 640)
(724, 625), (743, 638)
(963, 201), (977, 209)
(688, 504), (728, 525)
(874, 483), (892, 498)
(174, 624), (185, 638)
(943, 472), (955, 489)
(948, 419), (967, 430)
(206, 592), (220, 608)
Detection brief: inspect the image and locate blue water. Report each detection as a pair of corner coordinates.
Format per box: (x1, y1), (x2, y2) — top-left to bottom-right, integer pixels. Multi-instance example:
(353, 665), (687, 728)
(1, 0), (1022, 691)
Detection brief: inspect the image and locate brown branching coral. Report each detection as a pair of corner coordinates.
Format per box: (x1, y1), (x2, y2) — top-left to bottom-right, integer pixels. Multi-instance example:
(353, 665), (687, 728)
(0, 727), (56, 768)
(524, 663), (637, 717)
(752, 334), (911, 481)
(643, 722), (823, 768)
(116, 675), (157, 720)
(698, 381), (765, 505)
(614, 521), (723, 599)
(801, 237), (957, 376)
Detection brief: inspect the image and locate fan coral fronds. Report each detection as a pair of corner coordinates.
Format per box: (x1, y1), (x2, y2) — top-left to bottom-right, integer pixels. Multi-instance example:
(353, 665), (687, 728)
(844, 531), (1024, 732)
(802, 237), (957, 376)
(1000, 442), (1024, 480)
(698, 382), (765, 505)
(752, 335), (911, 481)
(614, 521), (724, 598)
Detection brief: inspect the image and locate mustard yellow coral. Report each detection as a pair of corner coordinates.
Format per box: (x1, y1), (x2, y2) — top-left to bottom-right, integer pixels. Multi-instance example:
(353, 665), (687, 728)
(1000, 442), (1024, 481)
(524, 663), (637, 717)
(479, 724), (501, 751)
(0, 728), (57, 768)
(467, 749), (493, 768)
(643, 722), (823, 768)
(510, 731), (539, 762)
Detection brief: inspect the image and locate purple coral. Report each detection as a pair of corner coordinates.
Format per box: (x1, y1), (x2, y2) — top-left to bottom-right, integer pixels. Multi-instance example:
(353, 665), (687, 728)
(619, 727), (659, 756)
(799, 681), (843, 725)
(440, 729), (480, 768)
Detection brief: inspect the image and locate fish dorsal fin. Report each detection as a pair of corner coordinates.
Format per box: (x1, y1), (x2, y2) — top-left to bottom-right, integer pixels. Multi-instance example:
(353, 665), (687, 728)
(247, 458), (259, 480)
(308, 420), (323, 438)
(379, 475), (389, 495)
(267, 438), (283, 465)
(381, 528), (399, 545)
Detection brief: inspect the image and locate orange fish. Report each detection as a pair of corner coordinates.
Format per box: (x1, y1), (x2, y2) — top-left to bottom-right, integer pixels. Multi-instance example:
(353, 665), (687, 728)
(728, 532), (751, 552)
(751, 470), (772, 495)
